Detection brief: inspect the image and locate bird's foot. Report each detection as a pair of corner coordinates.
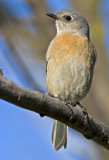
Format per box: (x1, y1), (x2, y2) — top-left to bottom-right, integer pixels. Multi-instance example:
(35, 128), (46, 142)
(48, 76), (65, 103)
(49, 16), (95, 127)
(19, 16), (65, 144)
(65, 101), (76, 107)
(77, 102), (88, 117)
(65, 101), (76, 117)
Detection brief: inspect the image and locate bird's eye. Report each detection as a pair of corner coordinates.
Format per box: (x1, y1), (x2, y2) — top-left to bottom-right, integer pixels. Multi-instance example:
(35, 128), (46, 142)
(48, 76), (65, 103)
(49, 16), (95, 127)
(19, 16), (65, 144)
(65, 15), (72, 21)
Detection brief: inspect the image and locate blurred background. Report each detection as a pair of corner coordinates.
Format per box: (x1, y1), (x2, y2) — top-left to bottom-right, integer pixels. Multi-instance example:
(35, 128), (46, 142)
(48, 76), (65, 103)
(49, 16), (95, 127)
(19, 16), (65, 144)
(0, 0), (109, 160)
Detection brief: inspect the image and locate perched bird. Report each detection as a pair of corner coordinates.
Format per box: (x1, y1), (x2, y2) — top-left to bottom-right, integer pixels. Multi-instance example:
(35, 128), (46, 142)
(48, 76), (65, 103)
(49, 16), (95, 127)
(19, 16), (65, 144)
(46, 9), (97, 151)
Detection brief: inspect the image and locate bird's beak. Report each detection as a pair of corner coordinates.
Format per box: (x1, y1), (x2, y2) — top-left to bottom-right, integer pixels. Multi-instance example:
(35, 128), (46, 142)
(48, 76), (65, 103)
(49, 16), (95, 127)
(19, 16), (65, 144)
(46, 13), (59, 20)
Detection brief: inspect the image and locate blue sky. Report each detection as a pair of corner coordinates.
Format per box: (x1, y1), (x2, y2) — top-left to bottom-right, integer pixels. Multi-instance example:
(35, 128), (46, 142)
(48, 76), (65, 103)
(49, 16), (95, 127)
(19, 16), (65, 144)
(44, 0), (73, 12)
(0, 0), (108, 160)
(99, 0), (109, 56)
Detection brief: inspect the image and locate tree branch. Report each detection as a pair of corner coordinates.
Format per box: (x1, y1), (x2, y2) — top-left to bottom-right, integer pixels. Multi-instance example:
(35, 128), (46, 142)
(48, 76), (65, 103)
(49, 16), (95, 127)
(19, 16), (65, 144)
(0, 75), (109, 150)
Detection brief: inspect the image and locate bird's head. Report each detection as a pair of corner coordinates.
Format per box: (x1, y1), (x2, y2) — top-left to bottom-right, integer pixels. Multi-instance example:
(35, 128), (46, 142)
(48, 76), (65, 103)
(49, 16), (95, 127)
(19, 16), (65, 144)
(46, 9), (89, 39)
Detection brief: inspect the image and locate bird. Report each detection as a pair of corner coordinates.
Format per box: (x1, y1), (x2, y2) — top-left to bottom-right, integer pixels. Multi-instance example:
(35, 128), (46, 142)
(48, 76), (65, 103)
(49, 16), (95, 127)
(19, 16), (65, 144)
(46, 9), (97, 151)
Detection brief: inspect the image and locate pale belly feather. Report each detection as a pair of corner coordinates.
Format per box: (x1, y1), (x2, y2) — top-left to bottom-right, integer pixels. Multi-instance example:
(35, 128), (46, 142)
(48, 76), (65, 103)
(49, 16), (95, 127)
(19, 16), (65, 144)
(46, 56), (93, 105)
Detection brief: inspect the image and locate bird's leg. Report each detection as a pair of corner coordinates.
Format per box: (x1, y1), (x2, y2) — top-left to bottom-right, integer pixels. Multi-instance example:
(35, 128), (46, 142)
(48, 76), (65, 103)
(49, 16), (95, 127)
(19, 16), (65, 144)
(65, 101), (76, 107)
(65, 101), (76, 117)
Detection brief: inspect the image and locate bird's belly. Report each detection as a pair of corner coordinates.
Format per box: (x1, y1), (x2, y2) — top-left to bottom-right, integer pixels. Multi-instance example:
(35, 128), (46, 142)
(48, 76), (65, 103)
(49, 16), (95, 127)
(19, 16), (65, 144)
(46, 57), (93, 105)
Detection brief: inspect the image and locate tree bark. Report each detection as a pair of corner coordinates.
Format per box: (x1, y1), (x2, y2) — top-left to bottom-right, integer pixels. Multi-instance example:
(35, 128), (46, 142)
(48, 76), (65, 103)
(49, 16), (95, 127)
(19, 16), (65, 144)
(0, 75), (109, 150)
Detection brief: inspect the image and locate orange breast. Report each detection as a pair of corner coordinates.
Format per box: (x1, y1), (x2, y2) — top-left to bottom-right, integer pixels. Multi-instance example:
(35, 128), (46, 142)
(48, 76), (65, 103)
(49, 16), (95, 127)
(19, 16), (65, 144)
(46, 33), (96, 68)
(49, 34), (89, 59)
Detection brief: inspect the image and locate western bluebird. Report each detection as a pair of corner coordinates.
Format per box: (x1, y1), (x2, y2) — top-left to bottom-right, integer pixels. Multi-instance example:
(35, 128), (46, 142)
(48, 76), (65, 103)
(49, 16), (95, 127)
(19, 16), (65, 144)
(46, 9), (97, 151)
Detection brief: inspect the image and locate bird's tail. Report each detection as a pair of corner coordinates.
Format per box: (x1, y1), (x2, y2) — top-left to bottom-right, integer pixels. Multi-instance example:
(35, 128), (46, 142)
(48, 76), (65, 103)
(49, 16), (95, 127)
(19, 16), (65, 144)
(52, 120), (68, 151)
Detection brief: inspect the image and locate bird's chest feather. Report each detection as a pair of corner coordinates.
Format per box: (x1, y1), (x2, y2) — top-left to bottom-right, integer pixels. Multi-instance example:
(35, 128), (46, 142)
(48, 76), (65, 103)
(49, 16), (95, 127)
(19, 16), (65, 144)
(46, 34), (95, 103)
